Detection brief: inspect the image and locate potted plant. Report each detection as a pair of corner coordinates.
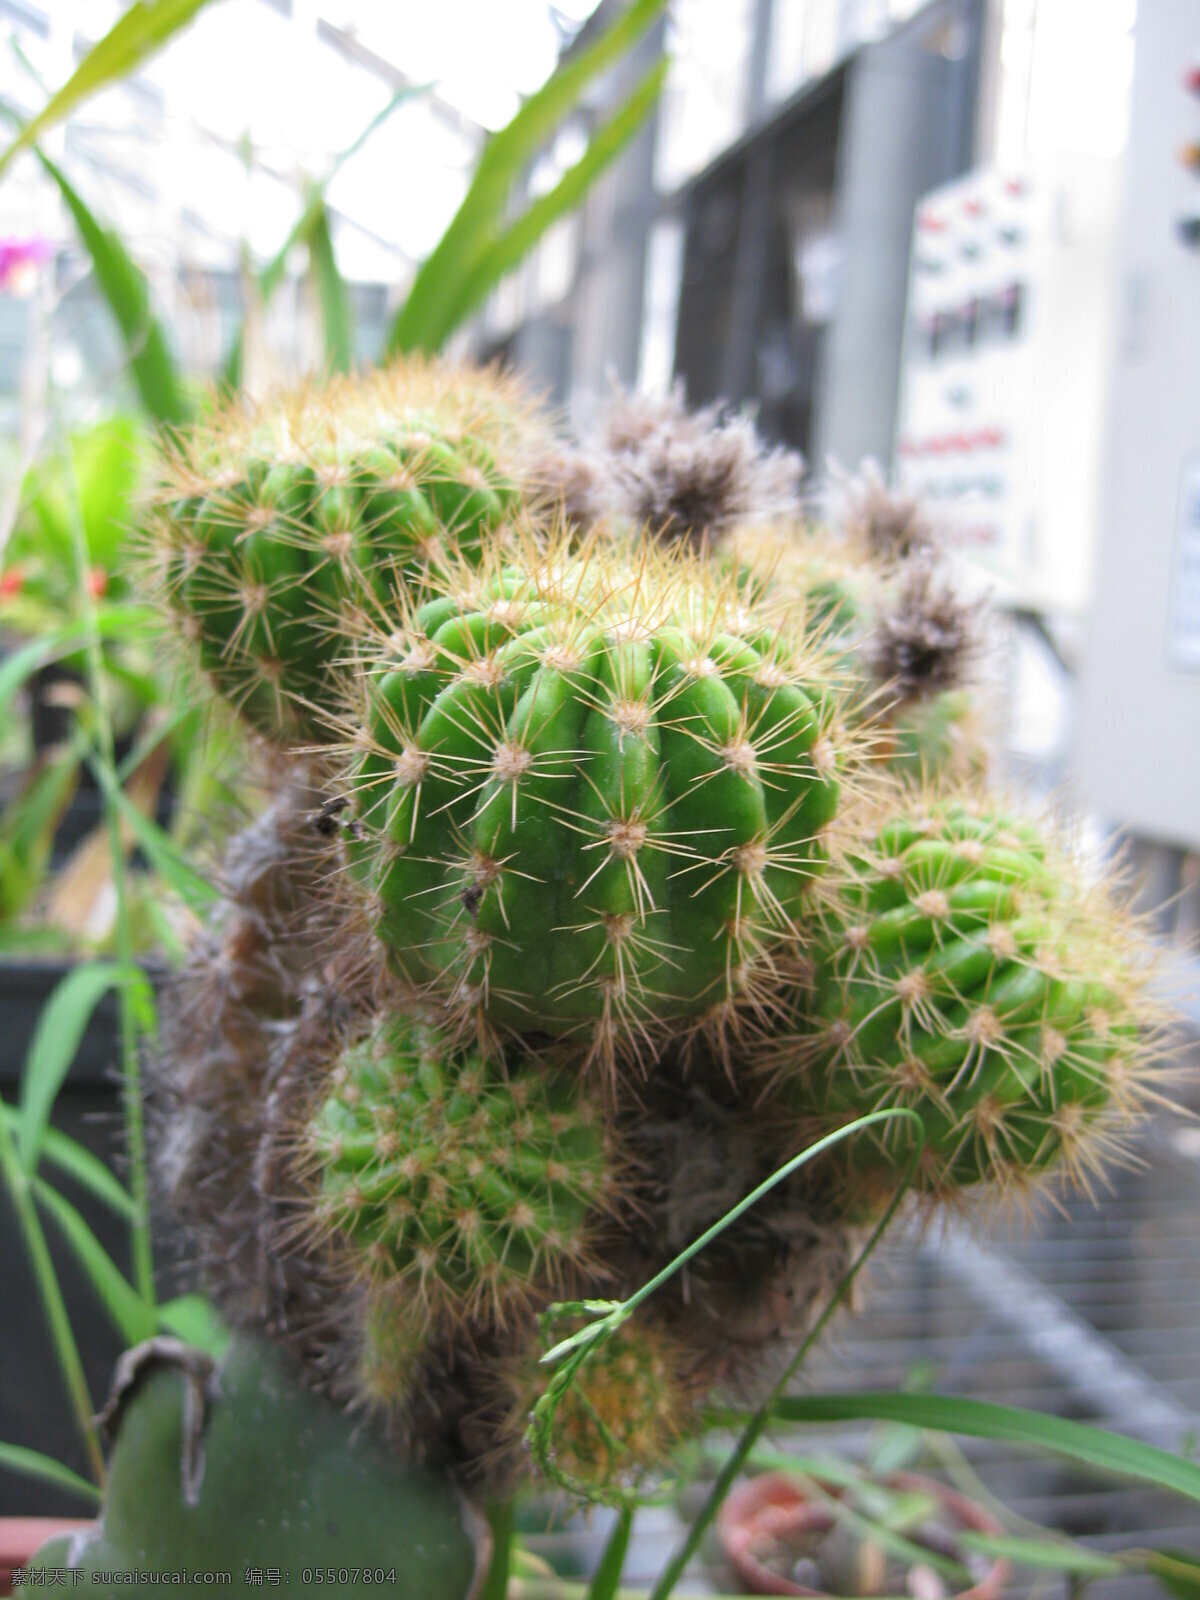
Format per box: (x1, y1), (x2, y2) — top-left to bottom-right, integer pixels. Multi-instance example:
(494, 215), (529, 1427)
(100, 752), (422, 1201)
(717, 1469), (1008, 1598)
(3, 348), (1189, 1600)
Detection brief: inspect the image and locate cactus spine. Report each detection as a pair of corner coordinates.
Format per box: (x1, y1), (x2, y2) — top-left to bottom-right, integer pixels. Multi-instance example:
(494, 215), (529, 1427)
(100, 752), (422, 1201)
(350, 535), (847, 1052)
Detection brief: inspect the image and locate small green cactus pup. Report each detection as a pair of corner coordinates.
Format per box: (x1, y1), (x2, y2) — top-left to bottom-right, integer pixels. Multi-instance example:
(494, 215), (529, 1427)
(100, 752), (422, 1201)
(518, 1318), (701, 1499)
(309, 1010), (611, 1322)
(350, 535), (849, 1055)
(148, 360), (547, 741)
(766, 788), (1156, 1200)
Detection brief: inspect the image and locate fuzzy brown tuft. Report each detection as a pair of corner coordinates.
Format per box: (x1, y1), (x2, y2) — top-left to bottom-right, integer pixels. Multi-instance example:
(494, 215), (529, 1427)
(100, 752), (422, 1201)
(544, 387), (803, 548)
(867, 555), (984, 705)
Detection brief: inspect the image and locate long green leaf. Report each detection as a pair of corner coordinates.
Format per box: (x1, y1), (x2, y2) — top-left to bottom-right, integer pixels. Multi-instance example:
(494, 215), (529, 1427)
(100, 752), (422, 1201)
(587, 1507), (633, 1600)
(955, 1531), (1122, 1579)
(33, 1177), (157, 1346)
(435, 59), (665, 343)
(0, 0), (215, 179)
(771, 1392), (1200, 1505)
(222, 82), (427, 387)
(388, 0), (665, 354)
(1, 1102), (135, 1218)
(35, 148), (189, 423)
(0, 1440), (102, 1505)
(1141, 1549), (1200, 1598)
(91, 760), (218, 911)
(306, 200), (354, 374)
(0, 607), (156, 722)
(17, 962), (125, 1174)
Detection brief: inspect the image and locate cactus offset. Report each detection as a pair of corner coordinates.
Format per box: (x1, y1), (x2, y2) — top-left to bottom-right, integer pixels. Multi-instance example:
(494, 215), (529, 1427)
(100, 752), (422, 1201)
(763, 787), (1160, 1201)
(148, 361), (547, 742)
(349, 534), (848, 1055)
(516, 1318), (703, 1499)
(309, 1010), (611, 1322)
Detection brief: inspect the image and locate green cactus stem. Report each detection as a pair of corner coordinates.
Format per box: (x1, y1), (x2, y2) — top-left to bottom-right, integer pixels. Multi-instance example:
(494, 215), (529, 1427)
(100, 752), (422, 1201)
(764, 789), (1156, 1200)
(30, 1335), (487, 1599)
(310, 1010), (611, 1322)
(349, 534), (848, 1057)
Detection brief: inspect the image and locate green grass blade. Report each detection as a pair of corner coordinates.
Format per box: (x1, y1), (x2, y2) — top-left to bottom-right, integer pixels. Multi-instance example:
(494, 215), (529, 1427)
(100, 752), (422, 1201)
(1, 1104), (135, 1219)
(90, 760), (218, 912)
(33, 1177), (158, 1346)
(0, 0), (214, 179)
(955, 1532), (1122, 1579)
(771, 1393), (1200, 1505)
(587, 1507), (633, 1600)
(1139, 1549), (1200, 1597)
(17, 962), (125, 1175)
(387, 0), (665, 354)
(0, 609), (156, 723)
(33, 148), (189, 423)
(435, 59), (665, 343)
(0, 1441), (102, 1505)
(222, 81), (427, 387)
(307, 200), (354, 373)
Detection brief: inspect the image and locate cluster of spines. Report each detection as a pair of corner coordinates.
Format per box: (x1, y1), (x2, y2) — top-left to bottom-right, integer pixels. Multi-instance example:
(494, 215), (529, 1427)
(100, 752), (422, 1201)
(758, 785), (1161, 1205)
(345, 531), (852, 1061)
(147, 361), (545, 743)
(308, 1011), (611, 1325)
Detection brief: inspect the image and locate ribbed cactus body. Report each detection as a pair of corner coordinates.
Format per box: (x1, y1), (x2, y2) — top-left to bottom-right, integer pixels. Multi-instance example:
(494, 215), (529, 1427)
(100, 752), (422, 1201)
(352, 542), (844, 1045)
(150, 365), (541, 741)
(522, 1321), (698, 1495)
(774, 795), (1145, 1194)
(310, 1012), (609, 1318)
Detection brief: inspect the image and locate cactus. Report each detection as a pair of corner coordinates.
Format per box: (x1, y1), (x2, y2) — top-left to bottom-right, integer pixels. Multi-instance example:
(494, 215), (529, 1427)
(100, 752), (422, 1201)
(349, 534), (847, 1053)
(31, 1336), (486, 1599)
(148, 361), (545, 742)
(516, 1318), (702, 1497)
(309, 1010), (611, 1321)
(132, 368), (1171, 1535)
(763, 787), (1157, 1200)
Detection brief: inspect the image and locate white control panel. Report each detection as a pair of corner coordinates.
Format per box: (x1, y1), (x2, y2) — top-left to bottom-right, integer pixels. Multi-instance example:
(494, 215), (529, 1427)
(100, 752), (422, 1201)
(894, 159), (1120, 614)
(1076, 10), (1200, 851)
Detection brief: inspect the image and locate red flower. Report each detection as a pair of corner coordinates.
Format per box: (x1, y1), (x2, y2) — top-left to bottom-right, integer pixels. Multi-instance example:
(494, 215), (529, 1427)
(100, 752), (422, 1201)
(0, 566), (24, 598)
(88, 566), (108, 598)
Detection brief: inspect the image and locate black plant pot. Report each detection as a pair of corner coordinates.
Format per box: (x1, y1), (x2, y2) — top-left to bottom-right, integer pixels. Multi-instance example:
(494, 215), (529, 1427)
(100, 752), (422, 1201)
(0, 958), (181, 1518)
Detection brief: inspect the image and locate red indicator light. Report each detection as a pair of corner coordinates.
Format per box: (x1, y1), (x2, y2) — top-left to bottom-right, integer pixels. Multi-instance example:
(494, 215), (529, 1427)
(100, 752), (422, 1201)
(1184, 65), (1200, 95)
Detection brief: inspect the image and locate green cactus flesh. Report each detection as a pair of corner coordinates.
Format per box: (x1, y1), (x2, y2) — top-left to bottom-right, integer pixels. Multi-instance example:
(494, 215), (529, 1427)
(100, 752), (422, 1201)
(351, 547), (843, 1042)
(776, 795), (1143, 1193)
(156, 417), (523, 742)
(310, 1012), (608, 1318)
(30, 1336), (484, 1599)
